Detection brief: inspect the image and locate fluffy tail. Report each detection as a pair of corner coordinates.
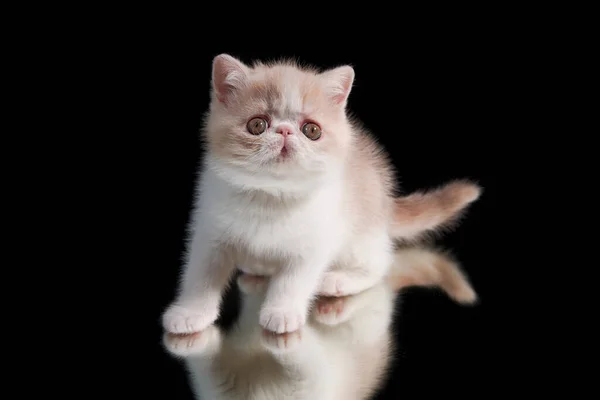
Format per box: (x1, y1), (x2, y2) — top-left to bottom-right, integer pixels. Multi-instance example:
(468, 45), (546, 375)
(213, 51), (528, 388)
(386, 247), (478, 304)
(390, 179), (482, 241)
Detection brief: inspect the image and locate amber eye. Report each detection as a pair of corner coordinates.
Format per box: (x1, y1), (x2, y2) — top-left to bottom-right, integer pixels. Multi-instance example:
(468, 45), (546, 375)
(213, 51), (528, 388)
(301, 122), (321, 140)
(247, 117), (268, 135)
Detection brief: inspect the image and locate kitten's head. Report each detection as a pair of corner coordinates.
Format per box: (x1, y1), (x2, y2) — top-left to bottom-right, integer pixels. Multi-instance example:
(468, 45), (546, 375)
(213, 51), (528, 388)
(203, 54), (355, 194)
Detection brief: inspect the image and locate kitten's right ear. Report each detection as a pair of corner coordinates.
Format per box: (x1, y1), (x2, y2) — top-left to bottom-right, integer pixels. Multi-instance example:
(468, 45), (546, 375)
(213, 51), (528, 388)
(320, 65), (355, 107)
(212, 54), (250, 105)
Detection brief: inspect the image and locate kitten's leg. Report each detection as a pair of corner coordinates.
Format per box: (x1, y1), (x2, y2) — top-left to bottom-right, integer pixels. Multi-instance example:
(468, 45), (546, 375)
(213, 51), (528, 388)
(319, 232), (393, 297)
(259, 255), (331, 334)
(236, 273), (321, 384)
(162, 238), (235, 334)
(318, 269), (383, 297)
(237, 273), (306, 351)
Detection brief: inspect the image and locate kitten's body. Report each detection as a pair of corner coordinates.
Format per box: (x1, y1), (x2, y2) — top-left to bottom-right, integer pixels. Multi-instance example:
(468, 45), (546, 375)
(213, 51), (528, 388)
(164, 247), (477, 400)
(163, 54), (481, 335)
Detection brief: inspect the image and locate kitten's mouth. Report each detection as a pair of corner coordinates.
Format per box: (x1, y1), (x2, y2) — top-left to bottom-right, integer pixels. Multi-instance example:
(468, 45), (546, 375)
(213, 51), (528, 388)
(277, 145), (290, 159)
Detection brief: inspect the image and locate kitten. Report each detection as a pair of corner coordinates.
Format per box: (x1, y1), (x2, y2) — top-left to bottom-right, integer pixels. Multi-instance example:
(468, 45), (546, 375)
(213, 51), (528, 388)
(162, 54), (481, 335)
(163, 247), (478, 400)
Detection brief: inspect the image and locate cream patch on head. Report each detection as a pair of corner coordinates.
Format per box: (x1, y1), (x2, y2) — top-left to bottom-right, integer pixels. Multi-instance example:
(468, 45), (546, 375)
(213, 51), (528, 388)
(278, 68), (304, 118)
(257, 66), (314, 122)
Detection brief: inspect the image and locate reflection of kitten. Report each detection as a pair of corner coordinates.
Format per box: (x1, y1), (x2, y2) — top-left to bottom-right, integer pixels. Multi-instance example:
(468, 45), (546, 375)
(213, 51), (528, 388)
(162, 53), (481, 335)
(164, 247), (477, 400)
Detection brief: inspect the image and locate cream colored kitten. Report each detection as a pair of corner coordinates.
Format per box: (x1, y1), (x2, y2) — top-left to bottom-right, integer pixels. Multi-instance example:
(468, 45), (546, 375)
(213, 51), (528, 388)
(162, 54), (481, 335)
(164, 247), (477, 400)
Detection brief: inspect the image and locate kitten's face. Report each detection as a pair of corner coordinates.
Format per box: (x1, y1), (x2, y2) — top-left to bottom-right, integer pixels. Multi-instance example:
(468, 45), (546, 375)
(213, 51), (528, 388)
(204, 54), (355, 192)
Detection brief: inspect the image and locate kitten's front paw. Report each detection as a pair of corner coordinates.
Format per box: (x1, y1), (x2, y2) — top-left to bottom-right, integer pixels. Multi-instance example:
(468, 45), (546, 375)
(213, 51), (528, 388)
(237, 273), (268, 294)
(313, 296), (351, 326)
(163, 325), (221, 358)
(261, 328), (303, 352)
(318, 271), (353, 296)
(259, 304), (306, 334)
(162, 301), (219, 334)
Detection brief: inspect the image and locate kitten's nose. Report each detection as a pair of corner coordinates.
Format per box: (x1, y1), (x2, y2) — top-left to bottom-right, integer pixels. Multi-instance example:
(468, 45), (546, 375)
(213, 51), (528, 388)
(275, 125), (293, 136)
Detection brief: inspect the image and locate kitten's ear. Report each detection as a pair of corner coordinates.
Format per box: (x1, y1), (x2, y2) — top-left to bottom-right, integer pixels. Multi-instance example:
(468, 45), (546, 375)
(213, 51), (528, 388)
(320, 65), (355, 107)
(212, 54), (250, 105)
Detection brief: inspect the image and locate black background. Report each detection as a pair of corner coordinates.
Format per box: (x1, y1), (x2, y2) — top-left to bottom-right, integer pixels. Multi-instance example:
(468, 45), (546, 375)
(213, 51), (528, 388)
(111, 27), (521, 399)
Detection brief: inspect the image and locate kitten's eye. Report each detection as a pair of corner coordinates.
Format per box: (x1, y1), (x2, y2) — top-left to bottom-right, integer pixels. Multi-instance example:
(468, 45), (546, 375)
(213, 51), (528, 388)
(247, 117), (268, 135)
(301, 123), (321, 140)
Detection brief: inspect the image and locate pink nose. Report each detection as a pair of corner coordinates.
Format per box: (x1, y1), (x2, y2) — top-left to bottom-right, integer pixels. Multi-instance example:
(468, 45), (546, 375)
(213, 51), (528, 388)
(275, 126), (293, 136)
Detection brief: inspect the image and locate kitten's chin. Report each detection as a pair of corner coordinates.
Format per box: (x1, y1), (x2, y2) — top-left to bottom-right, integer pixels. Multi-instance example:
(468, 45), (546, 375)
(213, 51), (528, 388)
(207, 155), (332, 196)
(278, 147), (289, 159)
(264, 141), (293, 164)
(274, 147), (293, 164)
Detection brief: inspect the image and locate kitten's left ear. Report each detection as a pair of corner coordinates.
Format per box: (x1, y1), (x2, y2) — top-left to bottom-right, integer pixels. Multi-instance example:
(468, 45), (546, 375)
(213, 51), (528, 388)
(320, 66), (355, 107)
(212, 54), (250, 105)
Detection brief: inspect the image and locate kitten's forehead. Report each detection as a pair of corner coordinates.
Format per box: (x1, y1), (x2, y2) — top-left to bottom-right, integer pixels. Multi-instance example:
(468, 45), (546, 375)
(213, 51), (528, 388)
(250, 65), (323, 117)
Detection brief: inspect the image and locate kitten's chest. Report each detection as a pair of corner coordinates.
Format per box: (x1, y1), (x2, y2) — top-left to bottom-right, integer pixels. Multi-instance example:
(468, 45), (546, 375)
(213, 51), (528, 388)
(204, 189), (341, 257)
(200, 174), (345, 256)
(220, 199), (323, 252)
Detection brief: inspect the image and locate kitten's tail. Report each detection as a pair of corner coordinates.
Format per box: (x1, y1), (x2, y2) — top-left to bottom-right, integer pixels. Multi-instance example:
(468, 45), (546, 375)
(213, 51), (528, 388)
(386, 247), (478, 304)
(389, 179), (482, 241)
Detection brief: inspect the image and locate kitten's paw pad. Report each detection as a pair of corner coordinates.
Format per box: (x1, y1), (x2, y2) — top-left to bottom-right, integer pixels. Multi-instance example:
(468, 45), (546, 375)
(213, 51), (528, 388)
(313, 296), (351, 326)
(318, 272), (352, 296)
(261, 328), (303, 352)
(237, 274), (268, 294)
(259, 306), (306, 334)
(162, 303), (219, 334)
(163, 325), (221, 358)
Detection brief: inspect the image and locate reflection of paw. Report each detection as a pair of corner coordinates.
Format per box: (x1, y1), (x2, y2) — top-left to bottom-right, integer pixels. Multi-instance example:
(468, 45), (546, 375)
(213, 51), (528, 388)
(259, 304), (306, 334)
(313, 296), (351, 326)
(163, 325), (221, 358)
(237, 274), (268, 294)
(318, 272), (352, 296)
(261, 328), (303, 352)
(162, 301), (219, 334)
